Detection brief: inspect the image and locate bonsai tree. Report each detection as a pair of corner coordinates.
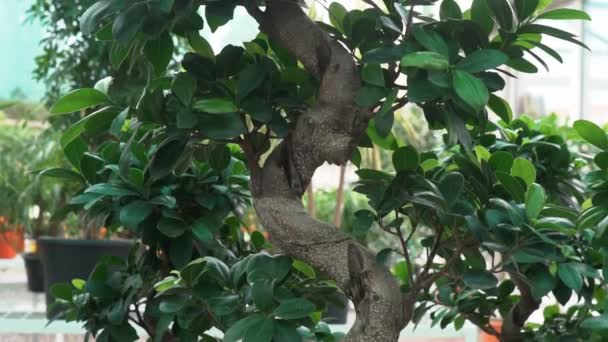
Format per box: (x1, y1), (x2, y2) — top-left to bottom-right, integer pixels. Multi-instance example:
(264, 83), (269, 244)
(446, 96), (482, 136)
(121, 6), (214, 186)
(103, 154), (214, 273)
(46, 0), (608, 341)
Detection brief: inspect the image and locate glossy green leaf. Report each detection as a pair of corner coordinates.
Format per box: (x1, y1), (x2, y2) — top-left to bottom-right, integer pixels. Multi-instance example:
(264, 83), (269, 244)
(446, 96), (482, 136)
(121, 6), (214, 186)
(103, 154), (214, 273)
(440, 0), (462, 20)
(237, 64), (266, 101)
(538, 8), (591, 21)
(580, 316), (608, 330)
(401, 52), (449, 70)
(194, 98), (237, 114)
(145, 32), (174, 76)
(187, 32), (214, 59)
(488, 94), (512, 123)
(514, 0), (539, 21)
(172, 73), (197, 105)
(525, 183), (545, 220)
(452, 70), (489, 113)
(112, 2), (147, 45)
(511, 157), (536, 187)
(353, 210), (375, 237)
(393, 146), (419, 171)
(487, 0), (514, 31)
(557, 263), (583, 291)
(574, 120), (608, 150)
(362, 64), (385, 87)
(273, 298), (316, 319)
(150, 136), (188, 180)
(463, 270), (498, 289)
(51, 89), (109, 115)
(594, 151), (608, 170)
(205, 0), (236, 32)
(456, 49), (509, 73)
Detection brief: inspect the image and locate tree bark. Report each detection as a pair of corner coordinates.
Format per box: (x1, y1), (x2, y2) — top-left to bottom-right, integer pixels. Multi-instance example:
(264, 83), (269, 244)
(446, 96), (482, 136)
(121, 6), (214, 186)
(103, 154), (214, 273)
(243, 1), (408, 340)
(500, 272), (540, 342)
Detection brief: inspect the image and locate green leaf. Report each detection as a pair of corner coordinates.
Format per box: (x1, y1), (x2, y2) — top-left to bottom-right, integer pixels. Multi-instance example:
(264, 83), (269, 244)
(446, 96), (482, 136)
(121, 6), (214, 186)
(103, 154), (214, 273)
(439, 173), (464, 204)
(328, 2), (347, 33)
(51, 89), (109, 115)
(496, 171), (526, 202)
(525, 183), (545, 220)
(170, 234), (193, 269)
(353, 210), (375, 238)
(401, 52), (449, 70)
(159, 295), (188, 313)
(187, 32), (215, 59)
(241, 97), (273, 122)
(362, 45), (408, 64)
(198, 113), (247, 140)
(515, 0), (539, 21)
(112, 2), (147, 45)
(150, 136), (188, 180)
(292, 260), (316, 279)
(205, 0), (236, 32)
(120, 200), (154, 229)
(488, 94), (512, 123)
(456, 49), (509, 73)
(145, 32), (174, 76)
(580, 316), (608, 330)
(595, 151), (608, 170)
(412, 27), (449, 56)
(223, 315), (266, 342)
(507, 57), (538, 73)
(110, 41), (131, 70)
(51, 283), (73, 301)
(157, 217), (188, 238)
(487, 0), (514, 31)
(80, 1), (117, 35)
(237, 64), (266, 101)
(251, 280), (275, 311)
(355, 86), (386, 108)
(172, 73), (197, 105)
(247, 254), (292, 284)
(557, 263), (583, 291)
(528, 266), (556, 300)
(194, 98), (237, 114)
(574, 120), (608, 150)
(452, 70), (489, 113)
(273, 298), (316, 319)
(511, 157), (536, 187)
(361, 64), (385, 87)
(471, 0), (494, 34)
(463, 270), (498, 289)
(243, 317), (274, 342)
(39, 168), (85, 183)
(440, 0), (462, 20)
(273, 321), (302, 342)
(537, 8), (591, 21)
(393, 146), (419, 171)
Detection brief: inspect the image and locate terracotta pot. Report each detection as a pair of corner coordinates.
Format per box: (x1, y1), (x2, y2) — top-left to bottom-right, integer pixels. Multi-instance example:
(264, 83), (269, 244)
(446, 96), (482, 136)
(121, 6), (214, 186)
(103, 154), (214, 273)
(0, 229), (24, 259)
(480, 320), (502, 342)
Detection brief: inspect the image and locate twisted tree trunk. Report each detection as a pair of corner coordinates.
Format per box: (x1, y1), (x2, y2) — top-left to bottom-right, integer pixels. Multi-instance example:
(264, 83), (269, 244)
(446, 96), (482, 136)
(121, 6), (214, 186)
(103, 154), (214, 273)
(242, 1), (409, 340)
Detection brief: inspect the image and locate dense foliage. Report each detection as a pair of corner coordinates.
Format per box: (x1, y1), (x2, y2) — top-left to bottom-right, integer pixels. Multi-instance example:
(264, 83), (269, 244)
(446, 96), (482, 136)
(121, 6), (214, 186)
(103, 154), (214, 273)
(44, 0), (608, 341)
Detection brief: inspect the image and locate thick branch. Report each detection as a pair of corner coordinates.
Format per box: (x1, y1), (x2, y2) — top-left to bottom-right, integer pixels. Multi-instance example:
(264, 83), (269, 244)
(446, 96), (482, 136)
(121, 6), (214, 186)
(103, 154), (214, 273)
(501, 272), (540, 342)
(244, 1), (408, 341)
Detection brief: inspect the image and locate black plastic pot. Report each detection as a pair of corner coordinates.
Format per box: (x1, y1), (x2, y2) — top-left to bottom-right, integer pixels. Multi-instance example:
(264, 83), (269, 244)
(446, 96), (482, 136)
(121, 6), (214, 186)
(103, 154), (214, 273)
(38, 237), (134, 315)
(22, 252), (45, 292)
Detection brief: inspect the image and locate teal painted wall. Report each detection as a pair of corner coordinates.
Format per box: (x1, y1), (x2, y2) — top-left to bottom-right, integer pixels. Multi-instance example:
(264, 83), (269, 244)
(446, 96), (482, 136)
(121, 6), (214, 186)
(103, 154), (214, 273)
(0, 0), (44, 100)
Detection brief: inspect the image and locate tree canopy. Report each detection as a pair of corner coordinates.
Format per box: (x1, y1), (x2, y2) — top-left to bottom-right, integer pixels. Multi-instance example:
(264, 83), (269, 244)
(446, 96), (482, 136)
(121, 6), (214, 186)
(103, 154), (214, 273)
(43, 0), (608, 341)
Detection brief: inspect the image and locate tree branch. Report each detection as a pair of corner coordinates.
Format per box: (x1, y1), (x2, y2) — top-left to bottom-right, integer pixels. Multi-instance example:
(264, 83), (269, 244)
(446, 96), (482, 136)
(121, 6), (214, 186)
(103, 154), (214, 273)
(243, 1), (408, 340)
(500, 271), (540, 342)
